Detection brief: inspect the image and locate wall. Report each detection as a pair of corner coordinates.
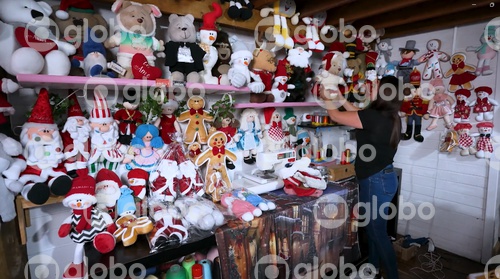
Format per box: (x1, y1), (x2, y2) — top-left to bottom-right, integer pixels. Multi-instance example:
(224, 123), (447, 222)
(391, 22), (500, 262)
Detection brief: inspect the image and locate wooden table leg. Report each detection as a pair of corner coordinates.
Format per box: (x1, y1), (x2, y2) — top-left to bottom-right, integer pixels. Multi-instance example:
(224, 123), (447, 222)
(15, 196), (27, 246)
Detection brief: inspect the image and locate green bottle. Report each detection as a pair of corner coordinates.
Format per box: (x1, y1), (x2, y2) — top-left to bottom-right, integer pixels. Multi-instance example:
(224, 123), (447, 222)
(182, 255), (195, 279)
(165, 264), (187, 279)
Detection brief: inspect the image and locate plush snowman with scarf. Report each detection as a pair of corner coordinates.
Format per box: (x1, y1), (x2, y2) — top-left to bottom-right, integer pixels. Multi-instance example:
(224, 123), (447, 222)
(199, 2), (223, 84)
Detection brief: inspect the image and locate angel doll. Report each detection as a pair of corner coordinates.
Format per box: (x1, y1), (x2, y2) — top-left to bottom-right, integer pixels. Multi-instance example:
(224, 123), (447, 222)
(155, 100), (182, 144)
(235, 109), (263, 165)
(123, 124), (165, 173)
(425, 78), (455, 131)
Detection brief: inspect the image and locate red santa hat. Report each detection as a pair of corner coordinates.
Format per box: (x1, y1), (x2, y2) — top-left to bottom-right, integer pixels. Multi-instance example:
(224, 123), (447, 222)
(477, 122), (494, 129)
(56, 0), (95, 20)
(322, 52), (335, 72)
(328, 41), (346, 53)
(454, 123), (472, 131)
(275, 62), (288, 77)
(23, 88), (57, 129)
(454, 89), (471, 98)
(96, 169), (122, 190)
(62, 169), (97, 207)
(128, 169), (148, 187)
(67, 93), (85, 118)
(200, 2), (222, 31)
(263, 107), (276, 126)
(89, 89), (113, 124)
(475, 86), (492, 95)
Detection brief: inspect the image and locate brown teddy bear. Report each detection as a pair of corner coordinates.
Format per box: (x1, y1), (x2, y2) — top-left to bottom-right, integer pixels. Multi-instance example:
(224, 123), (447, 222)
(315, 50), (350, 98)
(444, 52), (477, 93)
(195, 131), (237, 202)
(249, 42), (277, 103)
(177, 96), (214, 144)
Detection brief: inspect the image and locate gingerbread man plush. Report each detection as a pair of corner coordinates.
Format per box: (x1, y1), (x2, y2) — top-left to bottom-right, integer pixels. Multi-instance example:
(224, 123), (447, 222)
(444, 52), (476, 92)
(177, 96), (214, 144)
(195, 131), (237, 202)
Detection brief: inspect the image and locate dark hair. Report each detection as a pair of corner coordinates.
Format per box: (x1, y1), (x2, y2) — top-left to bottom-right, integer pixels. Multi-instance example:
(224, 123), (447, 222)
(369, 75), (403, 149)
(213, 112), (241, 129)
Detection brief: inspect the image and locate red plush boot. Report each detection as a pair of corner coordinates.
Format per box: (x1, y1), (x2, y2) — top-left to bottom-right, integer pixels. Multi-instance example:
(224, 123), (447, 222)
(93, 232), (116, 254)
(63, 262), (86, 279)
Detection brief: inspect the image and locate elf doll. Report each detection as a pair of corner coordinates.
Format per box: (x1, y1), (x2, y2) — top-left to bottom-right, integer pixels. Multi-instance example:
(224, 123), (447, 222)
(453, 89), (472, 123)
(61, 93), (91, 176)
(235, 109), (262, 164)
(88, 89), (129, 175)
(113, 97), (143, 145)
(154, 100), (182, 145)
(59, 169), (116, 279)
(263, 107), (286, 152)
(18, 88), (72, 205)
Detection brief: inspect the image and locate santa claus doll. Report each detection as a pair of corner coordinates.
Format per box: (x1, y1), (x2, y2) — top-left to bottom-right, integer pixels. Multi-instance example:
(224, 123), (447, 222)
(88, 89), (129, 175)
(150, 201), (189, 250)
(61, 93), (91, 176)
(18, 88), (72, 205)
(262, 107), (285, 152)
(280, 45), (314, 102)
(113, 97), (143, 145)
(58, 168), (116, 279)
(95, 168), (122, 219)
(278, 157), (326, 197)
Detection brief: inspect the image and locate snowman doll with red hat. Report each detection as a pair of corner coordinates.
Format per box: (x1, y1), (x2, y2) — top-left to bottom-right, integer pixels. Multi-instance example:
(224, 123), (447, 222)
(18, 88), (72, 205)
(199, 2), (223, 84)
(55, 0), (96, 20)
(453, 89), (472, 123)
(127, 168), (148, 216)
(227, 35), (265, 93)
(272, 60), (295, 102)
(61, 93), (91, 176)
(472, 122), (496, 159)
(262, 107), (286, 152)
(454, 123), (476, 156)
(95, 169), (123, 219)
(58, 169), (116, 279)
(469, 86), (498, 122)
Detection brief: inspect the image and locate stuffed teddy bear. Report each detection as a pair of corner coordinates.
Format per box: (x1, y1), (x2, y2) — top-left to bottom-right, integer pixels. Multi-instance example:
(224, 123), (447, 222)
(469, 86), (498, 122)
(315, 50), (350, 99)
(232, 188), (276, 211)
(249, 41), (277, 103)
(278, 157), (326, 197)
(221, 192), (262, 222)
(199, 2), (223, 85)
(235, 108), (263, 164)
(228, 36), (266, 93)
(211, 31), (232, 84)
(262, 107), (286, 152)
(177, 96), (214, 144)
(417, 39), (450, 80)
(375, 38), (393, 79)
(443, 52), (476, 93)
(280, 45), (314, 102)
(174, 196), (225, 231)
(223, 0), (254, 20)
(59, 169), (117, 279)
(301, 11), (327, 51)
(426, 78), (455, 130)
(473, 122), (495, 159)
(0, 0), (76, 78)
(260, 0), (300, 49)
(0, 134), (27, 222)
(454, 123), (476, 156)
(105, 0), (164, 79)
(164, 14), (206, 85)
(195, 131), (237, 202)
(400, 87), (429, 142)
(466, 26), (498, 76)
(453, 89), (472, 123)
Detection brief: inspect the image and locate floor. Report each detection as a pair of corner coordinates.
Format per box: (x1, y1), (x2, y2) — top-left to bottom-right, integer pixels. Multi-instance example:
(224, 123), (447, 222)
(0, 217), (489, 279)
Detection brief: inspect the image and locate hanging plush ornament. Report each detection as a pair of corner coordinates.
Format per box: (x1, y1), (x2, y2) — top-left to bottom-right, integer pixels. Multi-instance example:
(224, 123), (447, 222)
(177, 96), (214, 144)
(453, 89), (472, 123)
(260, 0), (300, 49)
(417, 39), (450, 80)
(454, 123), (476, 156)
(470, 86), (498, 122)
(466, 25), (498, 76)
(443, 52), (476, 93)
(473, 122), (495, 159)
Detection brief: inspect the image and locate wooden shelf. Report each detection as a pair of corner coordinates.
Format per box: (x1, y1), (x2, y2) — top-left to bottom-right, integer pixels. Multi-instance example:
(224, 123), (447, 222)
(234, 101), (320, 109)
(16, 74), (250, 94)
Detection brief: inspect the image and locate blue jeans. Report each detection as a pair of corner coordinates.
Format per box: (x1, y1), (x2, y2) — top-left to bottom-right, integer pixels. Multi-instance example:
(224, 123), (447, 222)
(358, 164), (399, 279)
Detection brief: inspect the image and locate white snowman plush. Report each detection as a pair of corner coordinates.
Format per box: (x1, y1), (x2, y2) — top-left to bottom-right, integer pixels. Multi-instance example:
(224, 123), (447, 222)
(472, 122), (496, 159)
(227, 35), (265, 93)
(470, 86), (498, 122)
(199, 3), (223, 84)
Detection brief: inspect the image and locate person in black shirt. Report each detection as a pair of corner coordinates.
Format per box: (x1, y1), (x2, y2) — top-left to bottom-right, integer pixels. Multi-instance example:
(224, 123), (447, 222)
(321, 76), (402, 279)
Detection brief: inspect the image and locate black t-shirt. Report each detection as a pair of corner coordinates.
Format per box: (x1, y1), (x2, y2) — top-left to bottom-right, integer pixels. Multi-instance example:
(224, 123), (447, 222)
(355, 108), (397, 179)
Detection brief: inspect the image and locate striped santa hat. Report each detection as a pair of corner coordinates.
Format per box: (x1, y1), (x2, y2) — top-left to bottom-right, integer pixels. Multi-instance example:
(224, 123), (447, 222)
(89, 89), (113, 124)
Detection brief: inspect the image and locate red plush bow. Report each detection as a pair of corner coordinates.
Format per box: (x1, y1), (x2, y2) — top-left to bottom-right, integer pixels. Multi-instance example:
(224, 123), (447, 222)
(272, 121), (282, 128)
(452, 61), (465, 71)
(212, 146), (225, 156)
(190, 108), (204, 115)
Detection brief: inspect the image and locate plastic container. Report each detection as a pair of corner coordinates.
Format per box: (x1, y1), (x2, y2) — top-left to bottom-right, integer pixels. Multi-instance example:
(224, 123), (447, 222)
(192, 263), (203, 279)
(182, 255), (195, 279)
(165, 264), (187, 279)
(199, 259), (212, 279)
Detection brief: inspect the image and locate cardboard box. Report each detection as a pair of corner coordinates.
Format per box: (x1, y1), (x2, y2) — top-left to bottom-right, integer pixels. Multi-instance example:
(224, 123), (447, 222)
(393, 238), (419, 261)
(327, 163), (355, 182)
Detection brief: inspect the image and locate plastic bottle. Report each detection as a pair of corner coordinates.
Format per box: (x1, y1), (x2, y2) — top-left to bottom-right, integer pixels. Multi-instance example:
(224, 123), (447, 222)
(165, 264), (187, 279)
(192, 263), (203, 279)
(199, 259), (212, 279)
(182, 255), (195, 279)
(212, 257), (221, 279)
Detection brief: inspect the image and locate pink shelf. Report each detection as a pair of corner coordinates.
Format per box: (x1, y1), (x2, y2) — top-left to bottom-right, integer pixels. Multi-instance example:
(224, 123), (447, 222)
(16, 74), (250, 94)
(234, 101), (320, 109)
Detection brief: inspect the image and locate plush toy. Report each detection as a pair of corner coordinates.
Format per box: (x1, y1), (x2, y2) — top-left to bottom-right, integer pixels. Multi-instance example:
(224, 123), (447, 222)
(213, 111), (240, 152)
(301, 11), (327, 51)
(466, 26), (498, 76)
(0, 134), (26, 222)
(454, 123), (476, 156)
(400, 88), (429, 142)
(453, 89), (472, 123)
(105, 0), (165, 79)
(375, 38), (393, 79)
(223, 0), (254, 20)
(195, 131), (237, 202)
(277, 157), (326, 197)
(123, 124), (164, 173)
(235, 109), (262, 164)
(316, 50), (350, 98)
(164, 14), (206, 84)
(177, 96), (213, 144)
(18, 88), (72, 205)
(199, 2), (223, 84)
(211, 31), (232, 84)
(150, 201), (188, 249)
(260, 0), (300, 49)
(149, 157), (179, 202)
(262, 107), (286, 152)
(61, 93), (91, 175)
(221, 192), (262, 222)
(126, 168), (148, 200)
(154, 100), (182, 145)
(174, 196), (225, 231)
(271, 61), (295, 103)
(426, 78), (454, 130)
(470, 86), (498, 122)
(473, 122), (495, 159)
(283, 108), (297, 148)
(113, 100), (144, 145)
(417, 39), (450, 80)
(88, 89), (128, 175)
(228, 36), (266, 93)
(95, 168), (122, 219)
(0, 77), (19, 95)
(280, 45), (314, 102)
(116, 185), (136, 217)
(72, 29), (116, 77)
(0, 0), (76, 78)
(439, 129), (459, 153)
(0, 92), (15, 135)
(249, 42), (277, 103)
(114, 213), (153, 247)
(443, 52), (476, 92)
(187, 142), (202, 163)
(393, 40), (419, 85)
(232, 188), (276, 211)
(296, 128), (311, 158)
(59, 169), (116, 279)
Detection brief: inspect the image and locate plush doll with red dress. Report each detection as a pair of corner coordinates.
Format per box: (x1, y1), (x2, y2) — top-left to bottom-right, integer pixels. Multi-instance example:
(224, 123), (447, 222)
(278, 157), (326, 197)
(262, 107), (286, 152)
(154, 100), (182, 144)
(453, 89), (472, 123)
(443, 52), (476, 93)
(454, 123), (476, 156)
(473, 122), (495, 159)
(59, 169), (116, 279)
(469, 86), (498, 122)
(113, 100), (143, 145)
